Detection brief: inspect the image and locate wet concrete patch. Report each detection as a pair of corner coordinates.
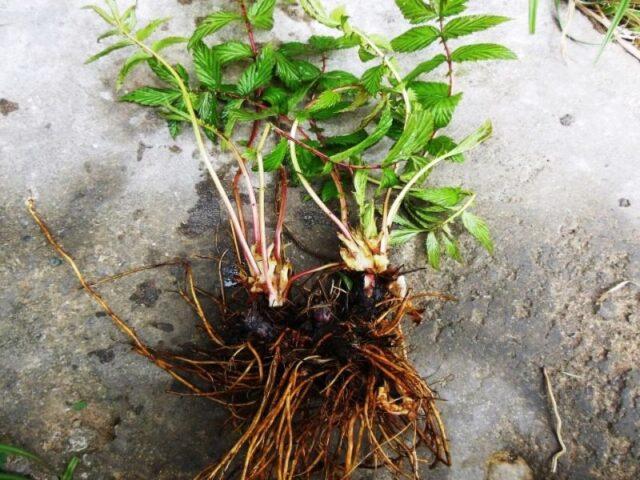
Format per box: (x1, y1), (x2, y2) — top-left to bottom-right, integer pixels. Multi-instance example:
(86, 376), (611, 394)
(179, 179), (221, 237)
(129, 280), (161, 307)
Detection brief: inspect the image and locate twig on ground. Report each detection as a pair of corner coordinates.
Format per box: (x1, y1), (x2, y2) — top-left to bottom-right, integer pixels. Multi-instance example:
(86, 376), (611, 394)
(542, 366), (567, 474)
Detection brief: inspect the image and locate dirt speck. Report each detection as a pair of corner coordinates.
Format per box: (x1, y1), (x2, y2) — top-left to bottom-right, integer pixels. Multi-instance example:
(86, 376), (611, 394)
(0, 98), (19, 116)
(137, 141), (152, 162)
(560, 114), (574, 126)
(151, 322), (174, 333)
(618, 198), (631, 207)
(179, 179), (221, 237)
(89, 348), (115, 364)
(168, 145), (182, 154)
(129, 280), (161, 307)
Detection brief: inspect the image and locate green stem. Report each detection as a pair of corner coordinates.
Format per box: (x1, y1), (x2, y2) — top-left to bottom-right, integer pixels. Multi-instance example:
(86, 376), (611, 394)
(117, 25), (261, 275)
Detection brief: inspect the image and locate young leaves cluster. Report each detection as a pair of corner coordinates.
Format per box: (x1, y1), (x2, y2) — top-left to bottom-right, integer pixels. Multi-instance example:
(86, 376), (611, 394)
(85, 0), (514, 272)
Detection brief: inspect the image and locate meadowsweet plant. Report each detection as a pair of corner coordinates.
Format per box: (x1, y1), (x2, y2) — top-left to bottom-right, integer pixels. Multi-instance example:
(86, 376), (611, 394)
(30, 0), (514, 478)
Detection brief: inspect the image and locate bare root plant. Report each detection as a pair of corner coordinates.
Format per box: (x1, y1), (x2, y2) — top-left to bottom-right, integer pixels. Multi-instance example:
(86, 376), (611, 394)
(30, 0), (515, 478)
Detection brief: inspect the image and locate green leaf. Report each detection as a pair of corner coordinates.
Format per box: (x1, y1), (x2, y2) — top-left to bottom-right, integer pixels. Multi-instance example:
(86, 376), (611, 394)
(596, 0), (631, 62)
(72, 400), (88, 411)
(307, 90), (341, 113)
(189, 11), (242, 48)
(379, 167), (400, 189)
(299, 0), (341, 27)
(353, 169), (368, 206)
(426, 232), (441, 269)
(168, 120), (184, 138)
(198, 91), (219, 126)
(529, 0), (538, 34)
(409, 81), (462, 128)
(324, 130), (368, 148)
(330, 104), (393, 162)
(390, 228), (422, 245)
(237, 45), (276, 95)
(61, 457), (80, 480)
(360, 202), (377, 238)
(451, 43), (517, 62)
(192, 42), (221, 88)
(361, 64), (385, 95)
(135, 17), (170, 41)
(445, 120), (492, 158)
(152, 36), (188, 52)
(212, 41), (254, 64)
(428, 136), (464, 163)
(83, 4), (116, 25)
(404, 54), (446, 83)
(309, 35), (358, 52)
(318, 71), (358, 90)
(120, 87), (182, 106)
(148, 59), (188, 87)
(0, 445), (44, 466)
(262, 139), (288, 171)
(85, 39), (133, 64)
(261, 86), (288, 111)
(116, 50), (151, 89)
(382, 109), (434, 165)
(461, 211), (493, 253)
(391, 26), (440, 53)
(410, 187), (463, 207)
(0, 474), (32, 480)
(439, 0), (468, 17)
(443, 15), (510, 40)
(321, 180), (339, 201)
(248, 0), (276, 30)
(441, 233), (462, 262)
(394, 0), (436, 24)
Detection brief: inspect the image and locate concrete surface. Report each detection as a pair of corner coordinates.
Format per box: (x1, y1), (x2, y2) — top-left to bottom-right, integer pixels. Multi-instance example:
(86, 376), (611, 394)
(1, 0), (639, 479)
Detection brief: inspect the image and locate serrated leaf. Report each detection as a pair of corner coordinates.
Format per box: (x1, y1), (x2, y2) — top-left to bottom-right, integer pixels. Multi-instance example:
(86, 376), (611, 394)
(321, 180), (339, 201)
(383, 109), (434, 165)
(168, 120), (184, 138)
(441, 233), (462, 262)
(427, 136), (464, 162)
(361, 202), (377, 238)
(461, 211), (493, 254)
(391, 26), (440, 53)
(308, 90), (341, 112)
(198, 91), (219, 126)
(410, 187), (463, 207)
(330, 104), (393, 162)
(83, 4), (116, 25)
(451, 43), (516, 62)
(148, 59), (188, 87)
(361, 64), (385, 95)
(248, 0), (276, 30)
(309, 34), (358, 52)
(318, 71), (358, 90)
(85, 39), (133, 64)
(188, 11), (242, 48)
(152, 36), (188, 52)
(116, 50), (151, 89)
(299, 0), (341, 27)
(439, 0), (468, 17)
(394, 0), (436, 24)
(237, 45), (276, 95)
(212, 41), (254, 64)
(324, 130), (368, 148)
(193, 42), (221, 88)
(426, 232), (441, 269)
(353, 169), (368, 206)
(262, 139), (288, 171)
(120, 87), (182, 106)
(404, 54), (446, 83)
(135, 17), (170, 41)
(443, 15), (510, 40)
(390, 228), (421, 245)
(379, 167), (400, 189)
(409, 81), (461, 128)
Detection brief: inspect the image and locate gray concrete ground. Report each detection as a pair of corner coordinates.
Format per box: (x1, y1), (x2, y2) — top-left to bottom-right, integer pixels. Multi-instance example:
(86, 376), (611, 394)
(1, 0), (639, 479)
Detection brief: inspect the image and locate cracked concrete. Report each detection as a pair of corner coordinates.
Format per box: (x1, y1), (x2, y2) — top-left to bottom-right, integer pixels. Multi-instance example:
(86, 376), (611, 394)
(1, 1), (639, 479)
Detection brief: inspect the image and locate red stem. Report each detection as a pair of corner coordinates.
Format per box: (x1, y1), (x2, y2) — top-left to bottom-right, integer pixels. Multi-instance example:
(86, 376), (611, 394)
(238, 0), (258, 56)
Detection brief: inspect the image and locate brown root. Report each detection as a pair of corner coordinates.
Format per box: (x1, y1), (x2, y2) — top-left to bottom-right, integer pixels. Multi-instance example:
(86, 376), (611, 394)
(28, 200), (451, 479)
